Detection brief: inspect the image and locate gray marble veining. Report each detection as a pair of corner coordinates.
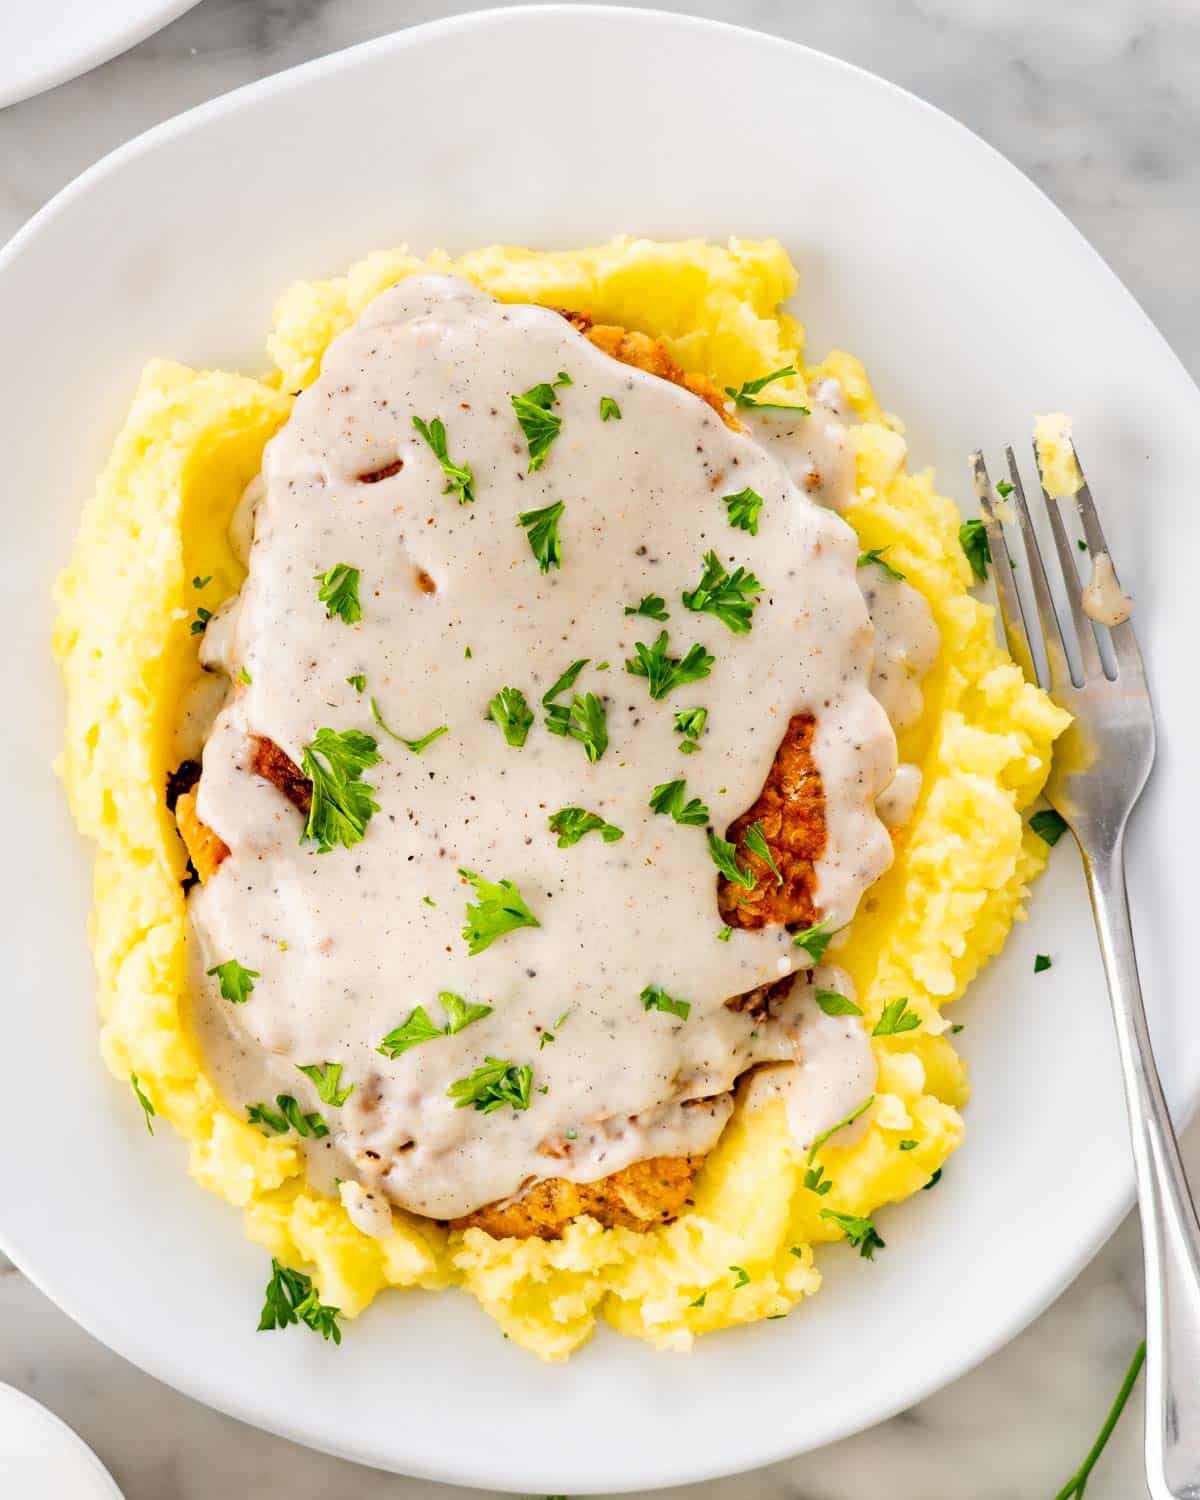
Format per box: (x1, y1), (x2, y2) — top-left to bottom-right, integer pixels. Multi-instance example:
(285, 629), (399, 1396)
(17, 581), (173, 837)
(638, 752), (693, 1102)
(2, 1), (1198, 1496)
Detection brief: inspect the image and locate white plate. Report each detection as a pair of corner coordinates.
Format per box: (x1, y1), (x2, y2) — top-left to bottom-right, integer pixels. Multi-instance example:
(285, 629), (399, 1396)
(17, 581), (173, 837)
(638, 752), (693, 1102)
(0, 8), (1196, 1493)
(0, 0), (201, 110)
(0, 1384), (124, 1499)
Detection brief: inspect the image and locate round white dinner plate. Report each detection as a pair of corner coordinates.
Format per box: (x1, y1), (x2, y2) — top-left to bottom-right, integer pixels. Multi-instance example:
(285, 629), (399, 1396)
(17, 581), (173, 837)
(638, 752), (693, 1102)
(0, 1384), (124, 1499)
(0, 8), (1196, 1493)
(0, 0), (201, 110)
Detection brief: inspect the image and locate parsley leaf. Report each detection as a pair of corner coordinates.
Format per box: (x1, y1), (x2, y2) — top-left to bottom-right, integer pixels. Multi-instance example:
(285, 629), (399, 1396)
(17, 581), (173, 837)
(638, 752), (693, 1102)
(300, 727), (381, 853)
(548, 807), (624, 847)
(236, 665), (253, 685)
(996, 479), (1014, 498)
(369, 698), (448, 755)
(459, 868), (540, 955)
(599, 396), (622, 421)
(690, 1292), (707, 1308)
(744, 821), (782, 886)
(487, 686), (534, 747)
(1031, 808), (1068, 846)
(625, 630), (714, 700)
(792, 916), (837, 963)
(723, 486), (764, 535)
(539, 1008), (572, 1048)
(716, 926), (732, 942)
(804, 1163), (833, 1196)
(193, 575), (211, 589)
(959, 518), (991, 581)
(190, 606), (213, 636)
(649, 778), (710, 827)
(815, 988), (862, 1017)
(296, 1061), (354, 1106)
(130, 1072), (155, 1134)
(857, 547), (906, 582)
(923, 1168), (943, 1191)
(707, 830), (755, 890)
(247, 1095), (329, 1138)
(412, 415), (475, 504)
(820, 1209), (886, 1259)
(542, 658), (589, 704)
(899, 1139), (918, 1151)
(729, 1265), (750, 1288)
(806, 1095), (873, 1163)
(681, 551), (763, 634)
(674, 706), (707, 752)
(313, 563), (362, 624)
(259, 1258), (342, 1344)
(1035, 953), (1052, 974)
(206, 958), (260, 1004)
(516, 500), (565, 573)
(542, 666), (608, 762)
(447, 1057), (534, 1113)
(872, 997), (922, 1037)
(624, 593), (669, 621)
(346, 673), (366, 693)
(511, 372), (570, 471)
(377, 1004), (445, 1058)
(640, 984), (691, 1020)
(724, 365), (809, 414)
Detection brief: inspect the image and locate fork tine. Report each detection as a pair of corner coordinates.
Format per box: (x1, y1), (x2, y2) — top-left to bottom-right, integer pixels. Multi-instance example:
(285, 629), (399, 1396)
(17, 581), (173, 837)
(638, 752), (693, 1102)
(1068, 442), (1147, 686)
(969, 452), (1037, 686)
(1033, 441), (1106, 683)
(1000, 449), (1075, 698)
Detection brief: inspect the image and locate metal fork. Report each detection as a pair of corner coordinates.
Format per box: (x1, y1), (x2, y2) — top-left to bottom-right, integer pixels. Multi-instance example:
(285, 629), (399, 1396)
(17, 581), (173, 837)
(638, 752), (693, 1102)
(970, 441), (1199, 1500)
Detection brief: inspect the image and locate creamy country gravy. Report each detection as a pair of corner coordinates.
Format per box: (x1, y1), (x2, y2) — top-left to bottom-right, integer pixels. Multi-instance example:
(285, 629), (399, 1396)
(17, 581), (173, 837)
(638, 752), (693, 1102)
(188, 276), (935, 1220)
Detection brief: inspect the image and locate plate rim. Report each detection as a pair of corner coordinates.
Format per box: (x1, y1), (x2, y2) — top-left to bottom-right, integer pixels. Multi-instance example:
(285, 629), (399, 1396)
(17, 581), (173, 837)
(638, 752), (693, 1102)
(2, 7), (1196, 1491)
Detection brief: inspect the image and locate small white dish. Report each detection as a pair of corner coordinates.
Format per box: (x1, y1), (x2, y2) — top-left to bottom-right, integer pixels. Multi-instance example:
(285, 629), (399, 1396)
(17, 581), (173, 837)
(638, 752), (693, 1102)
(0, 1384), (124, 1499)
(0, 0), (201, 110)
(0, 7), (1197, 1493)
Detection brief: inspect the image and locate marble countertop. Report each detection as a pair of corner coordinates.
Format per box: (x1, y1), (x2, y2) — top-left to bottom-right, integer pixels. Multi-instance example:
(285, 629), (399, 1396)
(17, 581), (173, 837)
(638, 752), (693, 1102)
(2, 1), (1197, 1495)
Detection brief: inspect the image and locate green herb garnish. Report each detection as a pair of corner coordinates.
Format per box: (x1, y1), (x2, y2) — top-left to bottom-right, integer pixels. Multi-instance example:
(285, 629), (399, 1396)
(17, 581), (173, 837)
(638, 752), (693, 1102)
(1031, 808), (1068, 846)
(447, 1057), (534, 1113)
(792, 916), (837, 963)
(625, 630), (714, 700)
(259, 1258), (342, 1344)
(724, 365), (808, 414)
(487, 686), (534, 748)
(516, 500), (565, 573)
(378, 992), (493, 1058)
(806, 1095), (873, 1163)
(674, 706), (707, 753)
(1052, 1341), (1146, 1500)
(511, 372), (570, 471)
(412, 415), (475, 504)
(130, 1072), (155, 1134)
(548, 807), (624, 847)
(190, 606), (212, 636)
(717, 926), (732, 942)
(247, 1094), (329, 1138)
(857, 547), (906, 582)
(369, 698), (447, 755)
(996, 479), (1014, 498)
(193, 575), (212, 589)
(313, 563), (362, 624)
(1035, 953), (1052, 973)
(648, 778), (709, 827)
(542, 664), (608, 761)
(744, 821), (782, 886)
(959, 518), (991, 581)
(624, 593), (669, 621)
(539, 1008), (572, 1048)
(681, 551), (763, 634)
(459, 868), (540, 955)
(707, 830), (755, 890)
(723, 486), (764, 535)
(730, 1265), (750, 1288)
(640, 984), (691, 1021)
(296, 1061), (354, 1106)
(899, 1139), (918, 1151)
(300, 727), (381, 853)
(872, 997), (922, 1037)
(599, 396), (622, 422)
(206, 958), (260, 1004)
(820, 1209), (885, 1259)
(814, 988), (862, 1017)
(923, 1168), (943, 1191)
(236, 665), (252, 685)
(346, 673), (366, 692)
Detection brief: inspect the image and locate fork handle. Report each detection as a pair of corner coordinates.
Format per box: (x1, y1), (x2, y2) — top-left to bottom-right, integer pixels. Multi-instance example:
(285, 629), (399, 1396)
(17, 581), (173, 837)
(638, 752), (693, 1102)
(1086, 835), (1200, 1500)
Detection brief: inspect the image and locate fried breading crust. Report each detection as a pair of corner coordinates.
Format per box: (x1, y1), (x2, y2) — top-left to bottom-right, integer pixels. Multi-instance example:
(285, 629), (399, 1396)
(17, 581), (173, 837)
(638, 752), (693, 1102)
(174, 313), (827, 1240)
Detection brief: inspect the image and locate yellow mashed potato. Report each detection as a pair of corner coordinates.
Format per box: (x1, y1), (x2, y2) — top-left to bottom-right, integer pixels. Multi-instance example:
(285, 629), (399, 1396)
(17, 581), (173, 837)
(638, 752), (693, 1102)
(54, 237), (1070, 1359)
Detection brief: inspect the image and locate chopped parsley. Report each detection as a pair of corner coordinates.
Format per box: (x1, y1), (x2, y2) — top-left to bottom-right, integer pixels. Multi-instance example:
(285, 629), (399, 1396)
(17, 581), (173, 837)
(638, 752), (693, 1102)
(899, 1139), (918, 1151)
(487, 685), (534, 747)
(820, 1209), (886, 1258)
(723, 486), (764, 536)
(543, 658), (588, 701)
(857, 547), (906, 581)
(806, 1095), (873, 1164)
(744, 821), (782, 886)
(729, 1265), (751, 1288)
(674, 706), (707, 753)
(247, 1094), (329, 1138)
(296, 1061), (354, 1106)
(996, 479), (1014, 498)
(259, 1258), (342, 1344)
(236, 664), (253, 685)
(190, 606), (212, 636)
(1078, 537), (1089, 552)
(791, 916), (837, 963)
(648, 778), (709, 827)
(459, 867), (540, 955)
(511, 372), (571, 471)
(193, 575), (212, 589)
(707, 830), (755, 890)
(543, 663), (608, 762)
(539, 1008), (572, 1048)
(724, 365), (809, 414)
(1030, 808), (1068, 846)
(422, 895), (436, 907)
(378, 992), (493, 1058)
(640, 984), (691, 1021)
(464, 645), (473, 658)
(313, 563), (362, 624)
(369, 698), (448, 755)
(447, 1057), (534, 1113)
(130, 1072), (155, 1134)
(690, 1292), (707, 1308)
(1035, 953), (1052, 974)
(716, 926), (732, 942)
(206, 958), (260, 1004)
(625, 630), (714, 700)
(516, 500), (565, 573)
(814, 988), (862, 1017)
(548, 807), (625, 847)
(599, 396), (622, 421)
(959, 517), (991, 581)
(412, 415), (475, 504)
(804, 1162), (832, 1196)
(681, 551), (763, 634)
(299, 727), (381, 853)
(346, 673), (366, 693)
(872, 997), (922, 1037)
(923, 1168), (943, 1191)
(624, 593), (669, 621)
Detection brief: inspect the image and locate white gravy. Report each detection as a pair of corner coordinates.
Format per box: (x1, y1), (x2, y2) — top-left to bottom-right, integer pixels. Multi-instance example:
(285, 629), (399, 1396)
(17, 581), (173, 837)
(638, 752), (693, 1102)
(187, 276), (935, 1219)
(1081, 551), (1133, 627)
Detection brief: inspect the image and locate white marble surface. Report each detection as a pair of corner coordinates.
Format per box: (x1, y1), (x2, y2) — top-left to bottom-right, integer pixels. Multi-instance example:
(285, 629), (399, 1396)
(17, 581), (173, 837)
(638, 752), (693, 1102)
(2, 1), (1197, 1495)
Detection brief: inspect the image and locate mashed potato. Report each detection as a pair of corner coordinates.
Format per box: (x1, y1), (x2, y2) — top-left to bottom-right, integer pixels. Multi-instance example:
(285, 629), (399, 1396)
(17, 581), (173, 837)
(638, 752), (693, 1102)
(54, 238), (1069, 1358)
